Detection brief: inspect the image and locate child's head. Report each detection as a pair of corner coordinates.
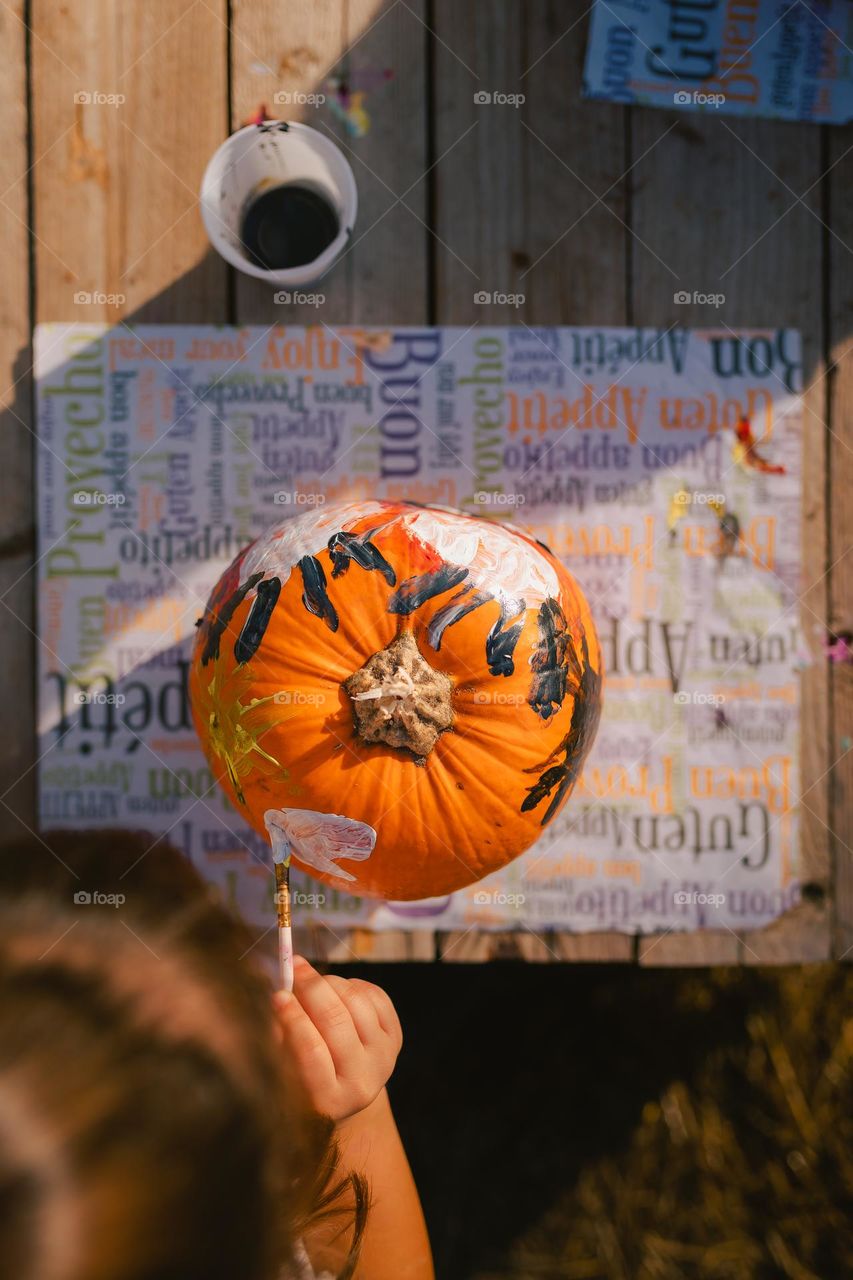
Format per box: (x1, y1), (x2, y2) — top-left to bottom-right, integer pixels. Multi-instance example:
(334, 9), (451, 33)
(0, 829), (364, 1280)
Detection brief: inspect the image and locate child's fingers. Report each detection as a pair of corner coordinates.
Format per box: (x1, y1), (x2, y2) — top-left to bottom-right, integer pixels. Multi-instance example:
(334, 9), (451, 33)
(324, 975), (402, 1052)
(358, 980), (403, 1048)
(324, 975), (383, 1048)
(273, 991), (336, 1092)
(291, 957), (362, 1072)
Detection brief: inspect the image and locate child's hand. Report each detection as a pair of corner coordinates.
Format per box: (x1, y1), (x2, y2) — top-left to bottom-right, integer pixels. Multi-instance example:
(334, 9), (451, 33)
(273, 955), (403, 1122)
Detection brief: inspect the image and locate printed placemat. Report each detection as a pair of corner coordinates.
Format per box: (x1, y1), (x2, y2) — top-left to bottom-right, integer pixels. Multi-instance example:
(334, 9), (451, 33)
(36, 324), (803, 934)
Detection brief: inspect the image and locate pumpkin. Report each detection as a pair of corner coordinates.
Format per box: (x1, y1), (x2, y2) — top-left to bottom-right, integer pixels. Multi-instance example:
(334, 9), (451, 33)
(189, 500), (603, 900)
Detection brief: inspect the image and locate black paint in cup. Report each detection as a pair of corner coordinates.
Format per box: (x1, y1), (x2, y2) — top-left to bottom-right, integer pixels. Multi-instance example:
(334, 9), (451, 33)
(240, 183), (340, 272)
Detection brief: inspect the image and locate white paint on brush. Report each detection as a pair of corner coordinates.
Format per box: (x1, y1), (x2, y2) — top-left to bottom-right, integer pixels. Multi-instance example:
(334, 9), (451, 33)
(264, 807), (376, 882)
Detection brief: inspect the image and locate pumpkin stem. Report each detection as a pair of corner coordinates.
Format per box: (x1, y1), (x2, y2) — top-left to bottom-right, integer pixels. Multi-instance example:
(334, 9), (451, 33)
(343, 631), (453, 759)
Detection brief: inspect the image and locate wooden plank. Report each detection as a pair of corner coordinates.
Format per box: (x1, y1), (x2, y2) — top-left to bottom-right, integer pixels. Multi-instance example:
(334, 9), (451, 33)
(741, 901), (830, 966)
(31, 0), (228, 322)
(0, 563), (37, 841)
(340, 928), (435, 962)
(431, 0), (522, 323)
(517, 1), (629, 326)
(834, 663), (853, 961)
(337, 0), (429, 324)
(231, 0), (430, 960)
(431, 0), (631, 962)
(639, 931), (739, 967)
(0, 0), (35, 841)
(230, 0), (344, 325)
(553, 932), (634, 963)
(231, 0), (428, 324)
(437, 929), (555, 963)
(631, 109), (828, 964)
(827, 122), (853, 961)
(432, 0), (627, 325)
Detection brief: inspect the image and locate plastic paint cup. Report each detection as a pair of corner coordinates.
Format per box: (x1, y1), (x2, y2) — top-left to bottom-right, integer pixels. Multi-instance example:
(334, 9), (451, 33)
(199, 121), (358, 288)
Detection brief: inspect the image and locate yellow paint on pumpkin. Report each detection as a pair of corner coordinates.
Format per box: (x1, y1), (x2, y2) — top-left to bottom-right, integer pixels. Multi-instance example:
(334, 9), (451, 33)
(198, 665), (288, 805)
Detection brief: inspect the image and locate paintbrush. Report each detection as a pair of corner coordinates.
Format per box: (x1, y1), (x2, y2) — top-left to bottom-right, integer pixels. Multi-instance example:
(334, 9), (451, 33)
(273, 846), (294, 993)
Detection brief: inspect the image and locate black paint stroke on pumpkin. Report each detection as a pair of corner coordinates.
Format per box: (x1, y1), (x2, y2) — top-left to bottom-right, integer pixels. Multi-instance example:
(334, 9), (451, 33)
(427, 585), (492, 650)
(198, 570), (263, 666)
(522, 629), (602, 826)
(387, 563), (469, 615)
(234, 576), (281, 664)
(327, 529), (397, 585)
(298, 555), (339, 632)
(485, 596), (526, 676)
(528, 598), (572, 719)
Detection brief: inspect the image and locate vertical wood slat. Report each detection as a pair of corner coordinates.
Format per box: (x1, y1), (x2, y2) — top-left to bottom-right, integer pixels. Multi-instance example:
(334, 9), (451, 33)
(230, 0), (345, 326)
(0, 0), (35, 842)
(741, 900), (832, 966)
(437, 931), (637, 964)
(32, 0), (228, 322)
(638, 931), (739, 967)
(431, 0), (628, 326)
(828, 123), (853, 962)
(341, 0), (429, 324)
(439, 929), (555, 964)
(27, 1), (232, 929)
(230, 0), (430, 961)
(230, 0), (428, 325)
(630, 110), (829, 964)
(431, 0), (525, 323)
(431, 0), (633, 963)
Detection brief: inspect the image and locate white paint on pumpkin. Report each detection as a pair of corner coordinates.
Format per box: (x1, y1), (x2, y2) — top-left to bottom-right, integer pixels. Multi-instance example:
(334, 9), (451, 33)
(398, 508), (560, 604)
(239, 500), (560, 609)
(241, 500), (388, 587)
(264, 807), (377, 882)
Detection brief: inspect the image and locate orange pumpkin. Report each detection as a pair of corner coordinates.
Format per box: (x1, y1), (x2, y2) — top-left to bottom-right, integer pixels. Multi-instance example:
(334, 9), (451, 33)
(189, 500), (602, 900)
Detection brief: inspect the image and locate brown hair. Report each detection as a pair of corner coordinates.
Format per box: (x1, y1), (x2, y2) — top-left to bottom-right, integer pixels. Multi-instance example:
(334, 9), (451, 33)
(0, 829), (367, 1280)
